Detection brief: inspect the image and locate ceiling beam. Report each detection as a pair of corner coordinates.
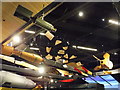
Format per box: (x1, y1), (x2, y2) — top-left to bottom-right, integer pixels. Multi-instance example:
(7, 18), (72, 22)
(2, 2), (63, 45)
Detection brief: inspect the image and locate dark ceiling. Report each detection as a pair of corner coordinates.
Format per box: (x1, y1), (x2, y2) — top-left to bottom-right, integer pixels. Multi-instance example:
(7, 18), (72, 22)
(1, 2), (120, 87)
(28, 2), (119, 70)
(5, 2), (119, 71)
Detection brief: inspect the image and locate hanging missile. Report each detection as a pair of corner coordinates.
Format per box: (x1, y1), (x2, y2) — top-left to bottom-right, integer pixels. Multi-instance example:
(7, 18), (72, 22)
(35, 18), (56, 31)
(0, 71), (36, 89)
(1, 45), (44, 64)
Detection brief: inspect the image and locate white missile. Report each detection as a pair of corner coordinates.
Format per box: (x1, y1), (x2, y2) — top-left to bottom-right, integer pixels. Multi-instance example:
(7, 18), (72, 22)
(0, 71), (36, 89)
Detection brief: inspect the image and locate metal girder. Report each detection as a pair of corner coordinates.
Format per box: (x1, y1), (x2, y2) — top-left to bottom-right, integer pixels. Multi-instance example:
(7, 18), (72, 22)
(43, 58), (87, 76)
(2, 2), (63, 45)
(0, 64), (82, 80)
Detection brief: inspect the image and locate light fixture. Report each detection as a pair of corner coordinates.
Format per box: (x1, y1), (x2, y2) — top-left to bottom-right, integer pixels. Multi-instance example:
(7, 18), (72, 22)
(38, 67), (45, 74)
(114, 52), (118, 55)
(63, 64), (68, 68)
(73, 45), (97, 51)
(77, 46), (97, 51)
(25, 30), (35, 34)
(108, 19), (120, 25)
(72, 45), (77, 48)
(13, 35), (21, 43)
(102, 19), (105, 21)
(55, 81), (57, 83)
(79, 11), (84, 17)
(30, 47), (39, 51)
(30, 43), (33, 46)
(50, 79), (54, 83)
(67, 41), (70, 45)
(40, 32), (46, 35)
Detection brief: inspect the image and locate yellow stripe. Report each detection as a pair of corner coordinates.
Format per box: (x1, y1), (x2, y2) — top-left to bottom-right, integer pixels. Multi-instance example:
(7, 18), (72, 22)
(0, 87), (32, 90)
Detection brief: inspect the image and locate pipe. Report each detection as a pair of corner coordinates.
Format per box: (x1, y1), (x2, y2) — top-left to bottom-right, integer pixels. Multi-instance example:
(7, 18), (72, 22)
(0, 70), (36, 89)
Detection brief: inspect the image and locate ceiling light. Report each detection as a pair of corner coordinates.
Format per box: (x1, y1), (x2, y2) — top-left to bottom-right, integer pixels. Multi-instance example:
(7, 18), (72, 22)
(30, 43), (33, 46)
(38, 67), (45, 74)
(114, 52), (118, 55)
(30, 47), (39, 51)
(108, 19), (120, 25)
(72, 45), (77, 48)
(13, 36), (21, 43)
(102, 19), (105, 21)
(50, 79), (54, 83)
(63, 65), (68, 68)
(67, 41), (70, 45)
(77, 46), (97, 51)
(40, 32), (46, 35)
(79, 11), (84, 17)
(25, 30), (35, 34)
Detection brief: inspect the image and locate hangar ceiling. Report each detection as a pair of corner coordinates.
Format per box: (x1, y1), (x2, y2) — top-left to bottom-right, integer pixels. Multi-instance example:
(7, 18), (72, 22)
(1, 1), (52, 43)
(0, 1), (120, 89)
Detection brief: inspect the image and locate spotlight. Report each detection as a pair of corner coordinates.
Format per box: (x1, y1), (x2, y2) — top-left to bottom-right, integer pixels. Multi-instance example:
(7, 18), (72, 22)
(72, 45), (77, 48)
(38, 67), (45, 74)
(30, 43), (33, 46)
(114, 52), (118, 55)
(77, 46), (97, 51)
(13, 36), (21, 43)
(79, 11), (84, 17)
(30, 47), (39, 51)
(40, 32), (45, 35)
(102, 19), (105, 21)
(25, 30), (35, 34)
(50, 79), (54, 83)
(109, 19), (120, 25)
(73, 45), (97, 51)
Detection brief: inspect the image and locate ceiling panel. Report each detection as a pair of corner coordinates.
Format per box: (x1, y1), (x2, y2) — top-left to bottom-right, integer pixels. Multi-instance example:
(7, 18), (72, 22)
(1, 2), (52, 43)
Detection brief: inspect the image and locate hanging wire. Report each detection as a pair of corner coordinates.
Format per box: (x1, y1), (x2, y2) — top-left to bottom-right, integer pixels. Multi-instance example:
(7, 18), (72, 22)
(41, 4), (45, 20)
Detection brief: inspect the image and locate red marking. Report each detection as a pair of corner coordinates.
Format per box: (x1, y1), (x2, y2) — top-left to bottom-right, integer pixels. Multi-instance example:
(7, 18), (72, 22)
(64, 74), (68, 77)
(74, 67), (82, 74)
(82, 66), (88, 72)
(59, 79), (76, 82)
